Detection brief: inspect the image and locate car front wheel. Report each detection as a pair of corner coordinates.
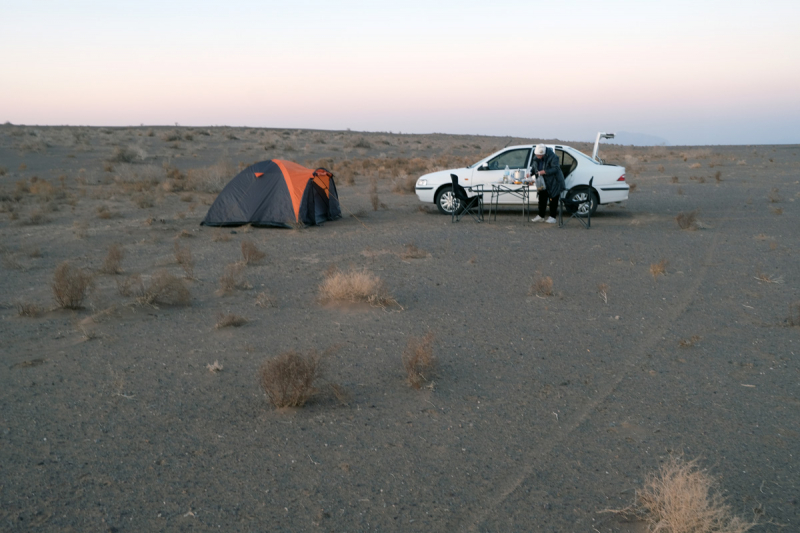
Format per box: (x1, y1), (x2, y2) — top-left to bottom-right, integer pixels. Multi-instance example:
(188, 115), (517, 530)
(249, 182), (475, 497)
(435, 186), (461, 215)
(565, 187), (598, 217)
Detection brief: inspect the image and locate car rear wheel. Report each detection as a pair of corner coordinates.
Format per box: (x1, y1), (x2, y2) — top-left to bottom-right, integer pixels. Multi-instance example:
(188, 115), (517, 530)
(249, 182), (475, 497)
(564, 187), (598, 217)
(435, 186), (461, 215)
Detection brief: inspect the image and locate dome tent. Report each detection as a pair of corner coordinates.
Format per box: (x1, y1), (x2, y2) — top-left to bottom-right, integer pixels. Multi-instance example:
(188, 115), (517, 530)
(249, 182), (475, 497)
(200, 160), (341, 228)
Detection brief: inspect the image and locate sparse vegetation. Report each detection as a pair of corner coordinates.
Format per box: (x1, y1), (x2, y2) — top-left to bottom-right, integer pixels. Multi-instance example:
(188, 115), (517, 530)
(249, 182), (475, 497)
(369, 176), (380, 211)
(173, 242), (195, 279)
(610, 456), (756, 533)
(134, 270), (191, 306)
(99, 243), (124, 274)
(218, 262), (251, 293)
(768, 188), (782, 203)
(754, 272), (783, 284)
(215, 313), (248, 328)
(109, 146), (142, 163)
(530, 276), (553, 297)
(318, 267), (398, 308)
(402, 332), (435, 389)
(259, 350), (322, 408)
(676, 209), (700, 230)
(16, 301), (42, 317)
(400, 243), (428, 259)
(241, 239), (266, 265)
(255, 290), (275, 308)
(598, 283), (609, 304)
(678, 335), (701, 348)
(52, 261), (94, 309)
(650, 259), (668, 281)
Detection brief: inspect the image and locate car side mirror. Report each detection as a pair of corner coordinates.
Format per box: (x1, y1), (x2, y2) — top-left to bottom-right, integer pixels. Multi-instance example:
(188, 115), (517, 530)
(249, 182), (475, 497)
(478, 163), (489, 171)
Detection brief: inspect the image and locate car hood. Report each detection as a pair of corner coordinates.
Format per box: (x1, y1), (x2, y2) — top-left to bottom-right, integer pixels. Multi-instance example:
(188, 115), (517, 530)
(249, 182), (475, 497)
(419, 168), (467, 183)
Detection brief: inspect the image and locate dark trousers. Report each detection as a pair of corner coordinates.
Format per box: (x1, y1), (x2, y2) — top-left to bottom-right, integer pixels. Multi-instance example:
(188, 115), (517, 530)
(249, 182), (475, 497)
(537, 192), (558, 218)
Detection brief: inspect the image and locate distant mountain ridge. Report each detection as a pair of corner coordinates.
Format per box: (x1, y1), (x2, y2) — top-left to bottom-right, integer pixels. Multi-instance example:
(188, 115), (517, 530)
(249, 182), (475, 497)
(607, 131), (669, 146)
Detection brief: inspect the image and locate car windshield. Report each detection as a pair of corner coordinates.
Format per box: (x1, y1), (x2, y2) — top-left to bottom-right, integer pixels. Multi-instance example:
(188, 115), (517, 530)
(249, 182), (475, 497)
(483, 148), (532, 170)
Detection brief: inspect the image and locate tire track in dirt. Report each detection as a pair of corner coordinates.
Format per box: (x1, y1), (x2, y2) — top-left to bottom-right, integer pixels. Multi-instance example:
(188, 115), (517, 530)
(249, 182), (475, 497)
(463, 209), (731, 531)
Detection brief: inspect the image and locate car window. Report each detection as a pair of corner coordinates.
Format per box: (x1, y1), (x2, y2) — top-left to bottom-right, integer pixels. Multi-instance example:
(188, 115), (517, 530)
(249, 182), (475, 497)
(485, 148), (531, 170)
(555, 149), (578, 178)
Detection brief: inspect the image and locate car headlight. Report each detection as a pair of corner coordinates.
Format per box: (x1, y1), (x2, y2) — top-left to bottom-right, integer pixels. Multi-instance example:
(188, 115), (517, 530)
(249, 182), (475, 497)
(417, 179), (427, 187)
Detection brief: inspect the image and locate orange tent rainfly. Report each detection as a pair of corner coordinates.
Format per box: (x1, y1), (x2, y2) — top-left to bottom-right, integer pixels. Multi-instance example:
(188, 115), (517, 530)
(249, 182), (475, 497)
(200, 160), (341, 228)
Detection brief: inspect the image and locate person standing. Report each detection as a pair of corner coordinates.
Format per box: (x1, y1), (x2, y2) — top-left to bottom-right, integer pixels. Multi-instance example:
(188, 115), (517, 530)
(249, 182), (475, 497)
(530, 144), (565, 223)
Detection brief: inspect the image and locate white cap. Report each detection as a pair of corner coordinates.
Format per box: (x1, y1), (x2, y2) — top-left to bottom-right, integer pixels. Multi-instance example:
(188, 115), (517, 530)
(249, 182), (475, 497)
(534, 144), (546, 155)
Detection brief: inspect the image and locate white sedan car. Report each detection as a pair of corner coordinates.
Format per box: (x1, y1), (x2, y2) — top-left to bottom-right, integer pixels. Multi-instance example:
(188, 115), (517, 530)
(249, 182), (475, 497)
(415, 134), (628, 216)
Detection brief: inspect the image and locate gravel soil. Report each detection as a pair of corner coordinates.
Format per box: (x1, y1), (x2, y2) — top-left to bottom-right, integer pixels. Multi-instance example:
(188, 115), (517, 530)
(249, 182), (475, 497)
(1, 126), (798, 531)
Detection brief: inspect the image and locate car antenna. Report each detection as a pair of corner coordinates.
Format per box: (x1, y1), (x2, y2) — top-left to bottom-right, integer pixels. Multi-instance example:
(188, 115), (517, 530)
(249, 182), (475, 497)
(503, 138), (513, 148)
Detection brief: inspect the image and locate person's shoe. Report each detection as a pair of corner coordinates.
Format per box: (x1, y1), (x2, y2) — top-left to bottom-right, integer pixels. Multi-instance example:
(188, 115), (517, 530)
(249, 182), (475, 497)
(530, 215), (544, 222)
(545, 217), (557, 224)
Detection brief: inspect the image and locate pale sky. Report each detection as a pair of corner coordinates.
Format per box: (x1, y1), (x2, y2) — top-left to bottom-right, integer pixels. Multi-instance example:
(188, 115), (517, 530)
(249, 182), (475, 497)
(2, 0), (799, 145)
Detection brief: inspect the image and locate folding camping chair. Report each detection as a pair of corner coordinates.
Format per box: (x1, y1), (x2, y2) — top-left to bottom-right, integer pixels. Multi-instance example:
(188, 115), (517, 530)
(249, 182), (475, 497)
(451, 174), (484, 222)
(558, 177), (593, 229)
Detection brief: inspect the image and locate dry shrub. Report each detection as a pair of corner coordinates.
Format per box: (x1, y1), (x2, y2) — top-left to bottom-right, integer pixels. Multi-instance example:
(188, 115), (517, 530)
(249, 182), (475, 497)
(616, 457), (756, 533)
(241, 239), (266, 265)
(530, 276), (553, 297)
(629, 183), (638, 193)
(218, 262), (251, 293)
(133, 193), (155, 208)
(173, 242), (195, 278)
(767, 188), (782, 203)
(714, 171), (722, 183)
(598, 283), (609, 304)
(400, 243), (429, 259)
(671, 176), (679, 183)
(391, 173), (417, 194)
(215, 313), (248, 328)
(185, 158), (236, 193)
(770, 206), (783, 215)
(318, 267), (397, 308)
(255, 290), (275, 308)
(100, 243), (124, 274)
(676, 210), (700, 230)
(754, 272), (783, 284)
(369, 177), (380, 211)
(689, 163), (702, 169)
(650, 259), (668, 281)
(678, 335), (701, 348)
(116, 274), (142, 297)
(73, 221), (88, 238)
(96, 205), (118, 219)
(52, 261), (94, 309)
(136, 270), (191, 306)
(402, 332), (435, 389)
(109, 146), (142, 163)
(16, 301), (42, 317)
(259, 350), (322, 408)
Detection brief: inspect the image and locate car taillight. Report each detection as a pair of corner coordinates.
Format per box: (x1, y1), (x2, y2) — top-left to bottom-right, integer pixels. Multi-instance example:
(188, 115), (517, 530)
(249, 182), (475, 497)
(617, 174), (626, 181)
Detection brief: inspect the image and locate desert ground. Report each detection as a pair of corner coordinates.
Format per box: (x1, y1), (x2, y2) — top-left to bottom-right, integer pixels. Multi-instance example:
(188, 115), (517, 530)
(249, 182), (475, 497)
(1, 124), (798, 532)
